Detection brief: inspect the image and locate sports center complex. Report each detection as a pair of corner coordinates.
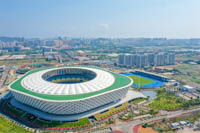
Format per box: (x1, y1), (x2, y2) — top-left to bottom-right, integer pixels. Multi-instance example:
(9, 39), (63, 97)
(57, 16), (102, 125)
(7, 66), (145, 122)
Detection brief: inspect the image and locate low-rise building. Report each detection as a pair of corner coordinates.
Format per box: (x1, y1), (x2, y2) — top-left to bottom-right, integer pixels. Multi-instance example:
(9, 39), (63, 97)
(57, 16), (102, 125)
(180, 85), (195, 92)
(169, 120), (190, 129)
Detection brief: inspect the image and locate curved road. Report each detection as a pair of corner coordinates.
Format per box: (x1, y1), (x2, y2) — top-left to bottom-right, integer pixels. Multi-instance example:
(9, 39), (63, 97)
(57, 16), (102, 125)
(110, 106), (200, 133)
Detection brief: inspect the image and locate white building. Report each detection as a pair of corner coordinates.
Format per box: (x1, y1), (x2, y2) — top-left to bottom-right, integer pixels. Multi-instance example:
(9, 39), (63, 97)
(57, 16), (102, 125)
(181, 85), (195, 92)
(9, 66), (140, 115)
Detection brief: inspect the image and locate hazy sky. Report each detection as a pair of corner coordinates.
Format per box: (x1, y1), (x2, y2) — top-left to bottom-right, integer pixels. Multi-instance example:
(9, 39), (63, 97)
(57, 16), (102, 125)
(0, 0), (200, 38)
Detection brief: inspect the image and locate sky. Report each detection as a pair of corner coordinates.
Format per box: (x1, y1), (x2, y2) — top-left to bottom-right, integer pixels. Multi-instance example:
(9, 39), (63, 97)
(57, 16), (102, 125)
(0, 0), (200, 38)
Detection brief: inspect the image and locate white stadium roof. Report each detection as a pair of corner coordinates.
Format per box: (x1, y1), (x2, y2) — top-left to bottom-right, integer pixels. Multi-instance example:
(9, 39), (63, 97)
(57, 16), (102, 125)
(21, 67), (115, 95)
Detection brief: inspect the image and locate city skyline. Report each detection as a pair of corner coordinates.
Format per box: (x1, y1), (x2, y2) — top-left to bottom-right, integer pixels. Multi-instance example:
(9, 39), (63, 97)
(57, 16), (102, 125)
(0, 0), (200, 38)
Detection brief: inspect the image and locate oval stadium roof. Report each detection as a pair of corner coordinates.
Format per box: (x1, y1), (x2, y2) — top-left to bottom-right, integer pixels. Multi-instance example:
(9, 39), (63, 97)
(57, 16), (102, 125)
(9, 66), (132, 101)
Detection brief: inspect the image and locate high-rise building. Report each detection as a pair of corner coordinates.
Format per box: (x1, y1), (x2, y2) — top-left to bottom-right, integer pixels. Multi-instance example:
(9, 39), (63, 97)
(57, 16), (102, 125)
(124, 55), (132, 66)
(118, 53), (175, 67)
(168, 53), (175, 65)
(131, 54), (137, 66)
(147, 53), (155, 66)
(118, 54), (125, 65)
(154, 53), (165, 66)
(135, 55), (141, 68)
(163, 53), (175, 65)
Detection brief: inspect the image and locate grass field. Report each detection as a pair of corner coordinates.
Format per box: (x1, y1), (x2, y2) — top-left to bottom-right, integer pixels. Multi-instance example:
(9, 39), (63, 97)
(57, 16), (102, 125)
(33, 118), (90, 128)
(149, 89), (187, 111)
(128, 75), (155, 86)
(131, 98), (146, 104)
(173, 64), (200, 84)
(0, 115), (31, 133)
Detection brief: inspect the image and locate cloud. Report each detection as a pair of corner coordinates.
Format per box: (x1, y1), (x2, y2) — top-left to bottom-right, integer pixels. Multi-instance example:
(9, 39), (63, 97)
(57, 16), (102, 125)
(99, 24), (109, 30)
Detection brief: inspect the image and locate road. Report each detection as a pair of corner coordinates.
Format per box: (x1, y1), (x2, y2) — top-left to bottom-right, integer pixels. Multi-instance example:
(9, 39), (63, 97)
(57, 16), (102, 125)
(110, 106), (200, 133)
(0, 65), (10, 89)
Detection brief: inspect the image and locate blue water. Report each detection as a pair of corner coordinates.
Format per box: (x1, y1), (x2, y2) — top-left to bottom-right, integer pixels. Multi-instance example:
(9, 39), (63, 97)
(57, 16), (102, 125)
(121, 73), (165, 88)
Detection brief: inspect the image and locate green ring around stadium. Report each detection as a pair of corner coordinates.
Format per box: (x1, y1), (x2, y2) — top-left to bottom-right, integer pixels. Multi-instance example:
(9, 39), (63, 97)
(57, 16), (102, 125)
(9, 66), (133, 101)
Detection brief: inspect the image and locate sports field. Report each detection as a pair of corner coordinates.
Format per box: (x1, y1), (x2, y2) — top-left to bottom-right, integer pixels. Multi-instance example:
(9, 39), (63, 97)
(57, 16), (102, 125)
(128, 75), (155, 86)
(121, 73), (165, 88)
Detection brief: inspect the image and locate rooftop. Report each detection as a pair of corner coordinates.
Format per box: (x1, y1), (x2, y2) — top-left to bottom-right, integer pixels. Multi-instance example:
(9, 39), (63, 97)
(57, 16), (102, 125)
(9, 66), (132, 101)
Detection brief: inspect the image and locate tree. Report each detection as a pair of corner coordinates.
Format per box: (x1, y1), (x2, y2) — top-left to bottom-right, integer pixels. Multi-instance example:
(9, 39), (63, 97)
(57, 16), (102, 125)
(147, 96), (150, 100)
(149, 109), (158, 115)
(142, 123), (148, 128)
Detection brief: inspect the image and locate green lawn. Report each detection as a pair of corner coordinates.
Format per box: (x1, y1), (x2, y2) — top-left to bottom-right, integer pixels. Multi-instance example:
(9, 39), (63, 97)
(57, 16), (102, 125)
(174, 64), (197, 72)
(57, 118), (90, 128)
(173, 64), (200, 84)
(0, 116), (32, 133)
(149, 89), (187, 111)
(131, 98), (146, 104)
(33, 118), (90, 128)
(128, 75), (155, 86)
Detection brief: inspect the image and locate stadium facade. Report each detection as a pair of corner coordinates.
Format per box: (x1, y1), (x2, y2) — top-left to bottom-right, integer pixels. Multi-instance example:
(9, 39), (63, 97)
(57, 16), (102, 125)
(9, 66), (133, 115)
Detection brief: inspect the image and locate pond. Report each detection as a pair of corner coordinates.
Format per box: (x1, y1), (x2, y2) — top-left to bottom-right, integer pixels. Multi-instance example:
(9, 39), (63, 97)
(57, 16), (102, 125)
(140, 90), (157, 100)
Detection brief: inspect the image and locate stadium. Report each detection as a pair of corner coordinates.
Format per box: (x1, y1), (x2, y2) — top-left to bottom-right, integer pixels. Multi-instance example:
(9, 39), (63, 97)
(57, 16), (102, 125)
(9, 66), (136, 117)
